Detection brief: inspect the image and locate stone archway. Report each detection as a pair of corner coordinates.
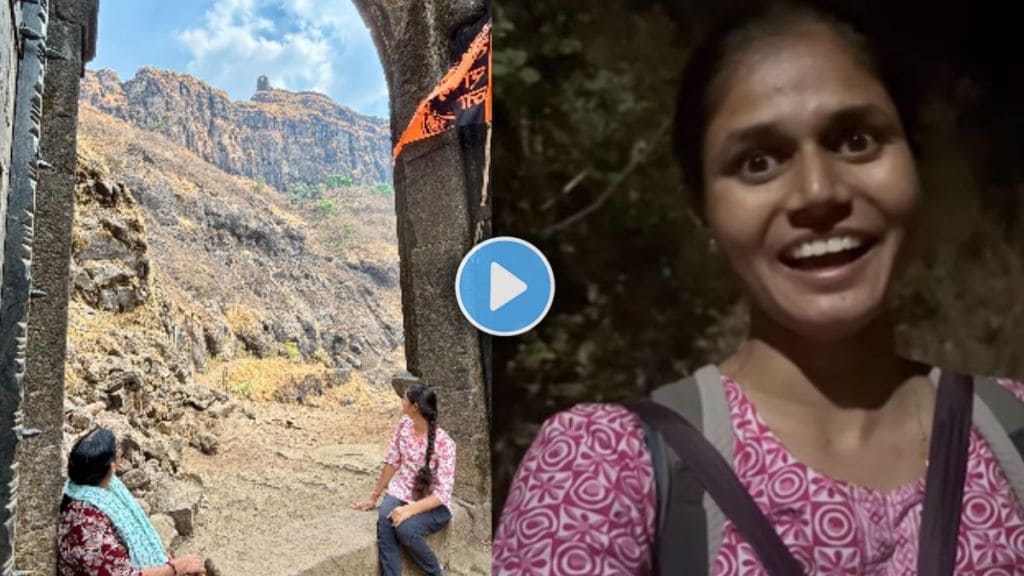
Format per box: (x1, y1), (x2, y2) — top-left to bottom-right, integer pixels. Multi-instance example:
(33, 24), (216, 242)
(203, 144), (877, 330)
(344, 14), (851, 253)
(353, 0), (491, 505)
(1, 0), (491, 572)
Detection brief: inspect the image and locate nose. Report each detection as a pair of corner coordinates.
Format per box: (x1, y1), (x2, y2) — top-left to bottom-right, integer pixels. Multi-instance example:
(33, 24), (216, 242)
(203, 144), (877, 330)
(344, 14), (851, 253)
(786, 145), (851, 229)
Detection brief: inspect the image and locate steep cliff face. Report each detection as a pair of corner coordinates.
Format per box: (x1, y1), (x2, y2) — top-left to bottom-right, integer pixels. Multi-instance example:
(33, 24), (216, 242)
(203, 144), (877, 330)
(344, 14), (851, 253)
(64, 83), (404, 551)
(73, 104), (403, 397)
(66, 149), (237, 521)
(80, 67), (392, 190)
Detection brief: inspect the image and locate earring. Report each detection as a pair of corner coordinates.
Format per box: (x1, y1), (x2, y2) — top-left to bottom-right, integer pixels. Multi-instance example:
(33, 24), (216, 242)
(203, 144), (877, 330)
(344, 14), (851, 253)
(708, 235), (718, 255)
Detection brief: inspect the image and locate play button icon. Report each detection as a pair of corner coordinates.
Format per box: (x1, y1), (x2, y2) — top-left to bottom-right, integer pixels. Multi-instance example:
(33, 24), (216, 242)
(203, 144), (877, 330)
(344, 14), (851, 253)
(490, 262), (527, 311)
(456, 237), (555, 336)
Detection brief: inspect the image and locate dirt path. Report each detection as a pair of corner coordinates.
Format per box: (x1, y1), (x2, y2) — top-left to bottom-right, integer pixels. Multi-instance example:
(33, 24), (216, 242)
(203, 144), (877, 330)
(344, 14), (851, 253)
(173, 399), (401, 575)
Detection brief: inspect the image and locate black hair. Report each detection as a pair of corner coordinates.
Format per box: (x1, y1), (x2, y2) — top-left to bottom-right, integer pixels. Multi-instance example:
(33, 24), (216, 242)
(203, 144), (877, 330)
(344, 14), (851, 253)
(407, 384), (439, 500)
(673, 1), (923, 215)
(61, 428), (117, 512)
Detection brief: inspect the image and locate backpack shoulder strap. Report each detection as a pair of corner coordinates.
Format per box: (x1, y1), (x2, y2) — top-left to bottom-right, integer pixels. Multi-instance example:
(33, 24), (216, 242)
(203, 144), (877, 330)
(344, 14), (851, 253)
(969, 373), (1024, 508)
(641, 364), (733, 575)
(918, 370), (974, 575)
(633, 392), (803, 575)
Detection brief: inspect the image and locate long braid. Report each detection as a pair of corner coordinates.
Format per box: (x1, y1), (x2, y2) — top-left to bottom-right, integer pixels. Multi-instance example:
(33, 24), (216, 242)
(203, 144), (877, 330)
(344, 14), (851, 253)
(408, 384), (439, 500)
(413, 413), (437, 500)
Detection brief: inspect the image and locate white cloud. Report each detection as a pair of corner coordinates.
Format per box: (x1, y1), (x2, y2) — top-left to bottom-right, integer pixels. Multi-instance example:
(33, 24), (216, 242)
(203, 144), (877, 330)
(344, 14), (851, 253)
(175, 0), (388, 116)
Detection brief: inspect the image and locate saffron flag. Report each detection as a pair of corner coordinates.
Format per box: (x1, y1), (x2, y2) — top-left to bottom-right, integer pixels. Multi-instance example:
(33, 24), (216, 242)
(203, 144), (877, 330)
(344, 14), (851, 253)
(392, 23), (492, 162)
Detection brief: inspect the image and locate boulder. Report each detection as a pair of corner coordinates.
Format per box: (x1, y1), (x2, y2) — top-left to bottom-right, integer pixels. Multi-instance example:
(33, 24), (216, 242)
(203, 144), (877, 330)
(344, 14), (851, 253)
(121, 467), (151, 491)
(68, 408), (93, 431)
(184, 385), (216, 411)
(208, 401), (234, 419)
(150, 513), (179, 550)
(151, 478), (203, 537)
(195, 432), (219, 455)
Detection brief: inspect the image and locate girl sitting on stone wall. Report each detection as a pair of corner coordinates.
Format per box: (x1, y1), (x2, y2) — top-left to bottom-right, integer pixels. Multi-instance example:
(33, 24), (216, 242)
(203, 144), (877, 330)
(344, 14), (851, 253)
(352, 383), (457, 575)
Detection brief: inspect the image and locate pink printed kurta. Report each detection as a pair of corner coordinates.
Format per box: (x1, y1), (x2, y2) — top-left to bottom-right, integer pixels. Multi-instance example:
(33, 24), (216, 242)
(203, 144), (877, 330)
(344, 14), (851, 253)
(384, 415), (457, 509)
(493, 375), (1024, 575)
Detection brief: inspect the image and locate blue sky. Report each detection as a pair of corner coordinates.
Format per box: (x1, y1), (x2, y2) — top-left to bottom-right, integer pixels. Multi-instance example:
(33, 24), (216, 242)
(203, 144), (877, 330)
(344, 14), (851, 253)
(90, 0), (390, 118)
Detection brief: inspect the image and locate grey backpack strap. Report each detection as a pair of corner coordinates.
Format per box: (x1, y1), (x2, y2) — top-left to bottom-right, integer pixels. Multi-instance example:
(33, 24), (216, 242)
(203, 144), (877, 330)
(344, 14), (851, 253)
(970, 374), (1024, 509)
(644, 364), (733, 575)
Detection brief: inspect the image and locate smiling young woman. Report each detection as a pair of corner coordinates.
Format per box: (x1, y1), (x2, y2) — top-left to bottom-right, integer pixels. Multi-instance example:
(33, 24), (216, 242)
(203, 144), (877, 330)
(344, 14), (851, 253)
(493, 2), (1024, 575)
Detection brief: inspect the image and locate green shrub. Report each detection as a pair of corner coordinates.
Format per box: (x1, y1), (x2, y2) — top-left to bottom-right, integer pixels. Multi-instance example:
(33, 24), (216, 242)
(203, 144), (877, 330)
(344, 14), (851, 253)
(326, 174), (354, 188)
(287, 182), (319, 202)
(315, 199), (337, 219)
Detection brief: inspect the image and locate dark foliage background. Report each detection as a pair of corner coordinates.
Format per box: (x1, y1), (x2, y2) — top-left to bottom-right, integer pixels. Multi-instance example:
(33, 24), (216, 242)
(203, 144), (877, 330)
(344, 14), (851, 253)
(490, 0), (1024, 523)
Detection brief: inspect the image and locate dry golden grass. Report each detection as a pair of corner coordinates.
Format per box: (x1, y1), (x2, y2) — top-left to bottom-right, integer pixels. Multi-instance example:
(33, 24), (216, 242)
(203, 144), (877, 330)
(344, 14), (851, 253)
(201, 356), (391, 408)
(209, 356), (325, 401)
(63, 295), (165, 395)
(317, 371), (392, 409)
(301, 185), (399, 264)
(64, 347), (88, 396)
(223, 303), (262, 336)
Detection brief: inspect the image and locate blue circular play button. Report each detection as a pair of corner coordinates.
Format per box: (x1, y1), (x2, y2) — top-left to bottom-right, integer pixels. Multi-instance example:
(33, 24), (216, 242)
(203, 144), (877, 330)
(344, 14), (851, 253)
(456, 236), (555, 336)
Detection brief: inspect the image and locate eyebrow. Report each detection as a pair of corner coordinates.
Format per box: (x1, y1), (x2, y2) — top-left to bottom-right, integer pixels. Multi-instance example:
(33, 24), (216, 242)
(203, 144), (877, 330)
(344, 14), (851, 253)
(716, 104), (897, 158)
(828, 104), (896, 130)
(717, 123), (779, 160)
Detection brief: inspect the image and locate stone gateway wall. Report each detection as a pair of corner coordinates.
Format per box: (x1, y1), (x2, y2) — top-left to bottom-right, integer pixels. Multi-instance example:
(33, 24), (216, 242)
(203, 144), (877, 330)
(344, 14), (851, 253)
(13, 1), (99, 573)
(354, 0), (492, 506)
(0, 3), (21, 575)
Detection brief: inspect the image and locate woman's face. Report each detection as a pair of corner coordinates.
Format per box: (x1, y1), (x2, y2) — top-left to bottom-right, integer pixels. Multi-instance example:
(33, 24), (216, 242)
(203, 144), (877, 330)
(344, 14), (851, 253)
(402, 392), (414, 415)
(701, 24), (920, 340)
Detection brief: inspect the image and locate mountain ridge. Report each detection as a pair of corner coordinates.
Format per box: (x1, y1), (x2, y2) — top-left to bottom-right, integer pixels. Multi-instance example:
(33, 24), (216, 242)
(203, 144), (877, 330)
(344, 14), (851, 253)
(80, 66), (392, 191)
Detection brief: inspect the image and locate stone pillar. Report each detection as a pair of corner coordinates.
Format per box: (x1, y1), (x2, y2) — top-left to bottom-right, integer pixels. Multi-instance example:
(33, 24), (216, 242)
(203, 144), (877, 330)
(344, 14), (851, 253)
(0, 0), (20, 286)
(13, 0), (98, 573)
(354, 0), (491, 506)
(0, 6), (19, 575)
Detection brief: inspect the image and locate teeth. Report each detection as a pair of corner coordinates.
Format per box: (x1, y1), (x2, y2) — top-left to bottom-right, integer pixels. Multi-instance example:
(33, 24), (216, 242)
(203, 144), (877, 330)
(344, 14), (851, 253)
(789, 236), (863, 260)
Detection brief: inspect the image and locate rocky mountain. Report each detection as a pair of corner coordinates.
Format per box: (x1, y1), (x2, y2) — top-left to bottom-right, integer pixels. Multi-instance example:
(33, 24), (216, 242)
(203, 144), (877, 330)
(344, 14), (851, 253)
(63, 69), (405, 557)
(71, 101), (403, 386)
(66, 98), (403, 462)
(79, 67), (392, 191)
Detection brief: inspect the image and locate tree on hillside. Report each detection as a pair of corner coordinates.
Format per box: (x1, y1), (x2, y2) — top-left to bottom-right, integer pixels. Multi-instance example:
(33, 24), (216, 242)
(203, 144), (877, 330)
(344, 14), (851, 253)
(326, 174), (353, 188)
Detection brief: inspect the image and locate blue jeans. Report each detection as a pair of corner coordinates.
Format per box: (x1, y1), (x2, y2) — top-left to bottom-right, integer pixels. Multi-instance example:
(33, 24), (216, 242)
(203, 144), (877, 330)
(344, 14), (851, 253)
(378, 494), (452, 575)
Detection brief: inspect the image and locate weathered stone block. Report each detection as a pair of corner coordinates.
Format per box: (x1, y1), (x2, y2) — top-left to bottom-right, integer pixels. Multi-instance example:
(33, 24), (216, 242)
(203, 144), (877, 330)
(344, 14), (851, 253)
(150, 513), (179, 550)
(151, 478), (203, 537)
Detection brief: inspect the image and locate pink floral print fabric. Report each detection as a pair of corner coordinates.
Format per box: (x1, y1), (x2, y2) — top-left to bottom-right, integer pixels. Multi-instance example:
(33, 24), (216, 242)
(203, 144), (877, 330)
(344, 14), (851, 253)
(494, 375), (1024, 575)
(384, 415), (457, 508)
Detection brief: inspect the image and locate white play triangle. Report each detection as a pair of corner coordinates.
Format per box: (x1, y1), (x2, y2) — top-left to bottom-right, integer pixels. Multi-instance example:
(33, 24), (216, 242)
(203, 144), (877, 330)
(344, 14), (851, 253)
(490, 261), (528, 311)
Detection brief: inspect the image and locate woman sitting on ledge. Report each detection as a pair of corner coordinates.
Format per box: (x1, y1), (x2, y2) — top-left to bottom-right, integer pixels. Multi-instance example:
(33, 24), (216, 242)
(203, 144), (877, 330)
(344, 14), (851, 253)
(57, 427), (206, 576)
(352, 383), (457, 575)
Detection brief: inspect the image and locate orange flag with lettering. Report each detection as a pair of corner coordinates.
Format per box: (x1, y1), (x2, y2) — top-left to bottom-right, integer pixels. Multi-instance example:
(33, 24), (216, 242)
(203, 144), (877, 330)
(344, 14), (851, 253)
(392, 23), (492, 162)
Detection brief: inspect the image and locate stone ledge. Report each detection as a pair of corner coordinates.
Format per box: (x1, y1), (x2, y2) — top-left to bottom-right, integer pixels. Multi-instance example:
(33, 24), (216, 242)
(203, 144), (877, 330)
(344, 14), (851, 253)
(298, 526), (450, 576)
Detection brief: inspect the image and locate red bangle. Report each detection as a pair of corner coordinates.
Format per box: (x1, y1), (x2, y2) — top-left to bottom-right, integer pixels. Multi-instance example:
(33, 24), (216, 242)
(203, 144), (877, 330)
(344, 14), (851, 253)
(167, 560), (178, 576)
